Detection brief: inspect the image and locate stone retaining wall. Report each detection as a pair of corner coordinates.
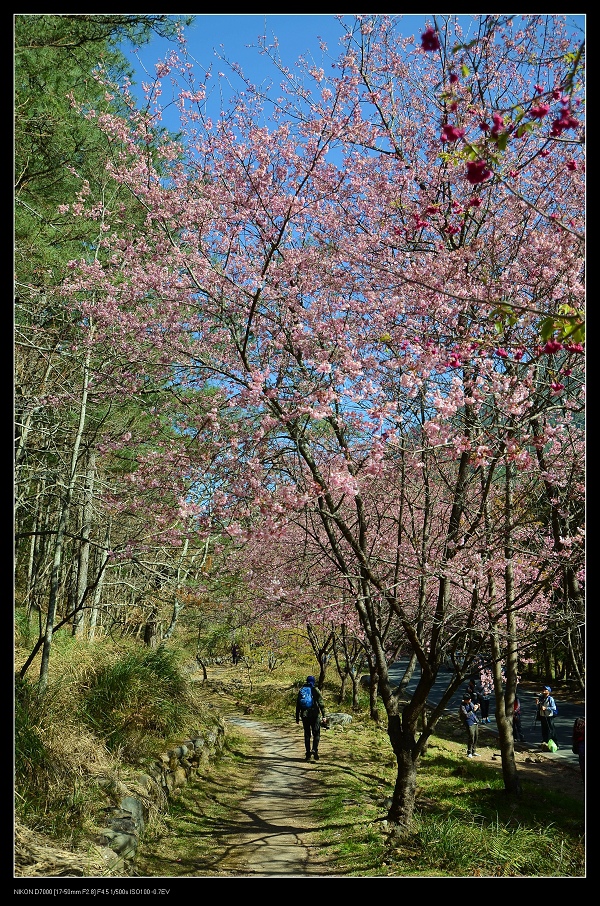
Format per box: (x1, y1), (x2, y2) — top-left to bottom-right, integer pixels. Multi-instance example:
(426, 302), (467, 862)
(93, 719), (226, 873)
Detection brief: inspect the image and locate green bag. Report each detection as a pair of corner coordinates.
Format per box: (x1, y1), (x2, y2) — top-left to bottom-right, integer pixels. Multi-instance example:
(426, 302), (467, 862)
(547, 739), (558, 752)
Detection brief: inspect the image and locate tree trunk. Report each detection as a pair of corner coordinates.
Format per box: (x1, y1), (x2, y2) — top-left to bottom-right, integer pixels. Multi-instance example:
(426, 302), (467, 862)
(38, 347), (91, 692)
(386, 714), (419, 829)
(88, 522), (111, 642)
(73, 451), (95, 638)
(368, 670), (380, 722)
(143, 604), (159, 647)
(350, 673), (359, 710)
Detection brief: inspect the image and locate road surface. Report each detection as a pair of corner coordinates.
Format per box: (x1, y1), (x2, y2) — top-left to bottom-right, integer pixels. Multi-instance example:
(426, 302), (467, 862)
(386, 660), (583, 766)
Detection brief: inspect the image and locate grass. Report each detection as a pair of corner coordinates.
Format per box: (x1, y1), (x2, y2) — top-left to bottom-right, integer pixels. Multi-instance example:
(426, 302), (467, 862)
(133, 724), (261, 877)
(185, 662), (585, 878)
(14, 630), (585, 878)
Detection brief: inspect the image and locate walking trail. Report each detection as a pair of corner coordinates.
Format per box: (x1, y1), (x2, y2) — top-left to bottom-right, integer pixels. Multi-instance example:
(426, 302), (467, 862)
(213, 717), (333, 877)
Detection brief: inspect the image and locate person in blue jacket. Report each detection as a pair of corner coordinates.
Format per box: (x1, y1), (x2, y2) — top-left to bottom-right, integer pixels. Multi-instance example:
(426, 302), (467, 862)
(459, 692), (480, 757)
(536, 685), (558, 747)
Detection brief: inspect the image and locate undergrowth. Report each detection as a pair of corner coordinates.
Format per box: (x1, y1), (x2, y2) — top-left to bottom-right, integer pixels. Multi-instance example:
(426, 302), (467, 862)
(14, 630), (585, 877)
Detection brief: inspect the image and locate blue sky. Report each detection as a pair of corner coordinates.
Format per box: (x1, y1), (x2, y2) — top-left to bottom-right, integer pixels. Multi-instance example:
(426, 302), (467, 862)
(122, 14), (585, 135)
(122, 14), (429, 129)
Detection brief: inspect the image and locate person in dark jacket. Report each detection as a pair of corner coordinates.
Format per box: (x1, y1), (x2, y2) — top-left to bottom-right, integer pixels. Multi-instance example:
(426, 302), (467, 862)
(513, 693), (525, 742)
(296, 675), (326, 761)
(465, 678), (479, 705)
(536, 685), (558, 746)
(459, 692), (480, 757)
(572, 716), (585, 782)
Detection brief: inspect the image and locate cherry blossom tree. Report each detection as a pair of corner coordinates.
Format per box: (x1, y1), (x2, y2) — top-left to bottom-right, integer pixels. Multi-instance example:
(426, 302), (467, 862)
(57, 14), (584, 828)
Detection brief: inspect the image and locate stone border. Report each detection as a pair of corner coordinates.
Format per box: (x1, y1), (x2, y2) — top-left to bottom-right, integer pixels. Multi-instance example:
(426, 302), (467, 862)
(93, 719), (226, 872)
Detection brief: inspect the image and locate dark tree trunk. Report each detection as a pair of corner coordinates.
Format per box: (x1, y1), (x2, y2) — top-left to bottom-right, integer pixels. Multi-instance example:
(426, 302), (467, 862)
(496, 712), (522, 794)
(369, 672), (380, 722)
(386, 714), (419, 829)
(143, 605), (159, 647)
(195, 656), (208, 681)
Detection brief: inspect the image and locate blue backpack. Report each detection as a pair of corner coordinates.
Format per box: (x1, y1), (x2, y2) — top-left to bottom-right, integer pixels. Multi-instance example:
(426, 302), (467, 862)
(298, 685), (314, 709)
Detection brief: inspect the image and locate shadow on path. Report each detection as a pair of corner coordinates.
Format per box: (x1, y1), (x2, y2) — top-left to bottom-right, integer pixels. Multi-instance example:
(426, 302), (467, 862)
(211, 718), (328, 877)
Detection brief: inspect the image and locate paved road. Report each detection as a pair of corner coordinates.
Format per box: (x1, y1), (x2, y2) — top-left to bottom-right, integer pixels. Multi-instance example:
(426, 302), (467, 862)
(386, 660), (584, 767)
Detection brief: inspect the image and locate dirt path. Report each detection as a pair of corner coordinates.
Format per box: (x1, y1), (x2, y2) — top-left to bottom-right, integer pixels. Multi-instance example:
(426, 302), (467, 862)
(214, 717), (331, 876)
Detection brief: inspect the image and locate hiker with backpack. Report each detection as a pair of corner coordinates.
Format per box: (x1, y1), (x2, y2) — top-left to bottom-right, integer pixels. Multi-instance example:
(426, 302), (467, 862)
(296, 675), (327, 762)
(535, 685), (558, 748)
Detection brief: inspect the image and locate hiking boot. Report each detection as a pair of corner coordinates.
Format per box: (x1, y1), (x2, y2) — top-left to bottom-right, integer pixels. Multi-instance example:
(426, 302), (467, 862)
(312, 751), (319, 761)
(305, 753), (311, 761)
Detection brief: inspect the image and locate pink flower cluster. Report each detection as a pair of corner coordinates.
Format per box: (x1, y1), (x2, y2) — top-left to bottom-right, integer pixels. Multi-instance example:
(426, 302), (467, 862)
(550, 96), (580, 136)
(421, 27), (440, 51)
(441, 123), (465, 143)
(530, 101), (550, 119)
(466, 160), (493, 185)
(490, 112), (506, 136)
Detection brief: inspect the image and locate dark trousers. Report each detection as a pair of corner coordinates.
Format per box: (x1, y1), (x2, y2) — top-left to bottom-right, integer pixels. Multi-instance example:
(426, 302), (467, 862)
(513, 713), (524, 741)
(577, 742), (585, 781)
(302, 711), (321, 755)
(540, 715), (557, 743)
(466, 723), (479, 754)
(479, 698), (490, 720)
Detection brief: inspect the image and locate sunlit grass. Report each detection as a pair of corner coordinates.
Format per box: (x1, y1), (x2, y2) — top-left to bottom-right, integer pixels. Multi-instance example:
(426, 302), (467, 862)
(14, 632), (584, 877)
(222, 661), (584, 877)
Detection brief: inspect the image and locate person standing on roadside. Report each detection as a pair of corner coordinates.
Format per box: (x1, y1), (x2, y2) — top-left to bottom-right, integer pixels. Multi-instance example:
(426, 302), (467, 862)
(513, 692), (525, 742)
(536, 685), (558, 747)
(572, 716), (585, 782)
(459, 692), (480, 758)
(465, 678), (479, 705)
(296, 675), (327, 762)
(476, 675), (493, 723)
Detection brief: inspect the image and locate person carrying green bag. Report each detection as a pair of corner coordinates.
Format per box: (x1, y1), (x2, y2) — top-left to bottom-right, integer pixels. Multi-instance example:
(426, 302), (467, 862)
(536, 686), (558, 749)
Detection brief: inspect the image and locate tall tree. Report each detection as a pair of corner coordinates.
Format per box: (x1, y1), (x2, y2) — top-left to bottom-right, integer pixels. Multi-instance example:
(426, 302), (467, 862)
(14, 14), (197, 687)
(55, 14), (584, 830)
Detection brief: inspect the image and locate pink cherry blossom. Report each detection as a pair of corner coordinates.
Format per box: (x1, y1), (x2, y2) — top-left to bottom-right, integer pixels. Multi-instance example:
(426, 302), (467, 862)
(551, 110), (580, 136)
(441, 123), (465, 143)
(543, 340), (563, 354)
(421, 26), (440, 51)
(490, 112), (505, 136)
(466, 160), (493, 184)
(530, 103), (550, 118)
